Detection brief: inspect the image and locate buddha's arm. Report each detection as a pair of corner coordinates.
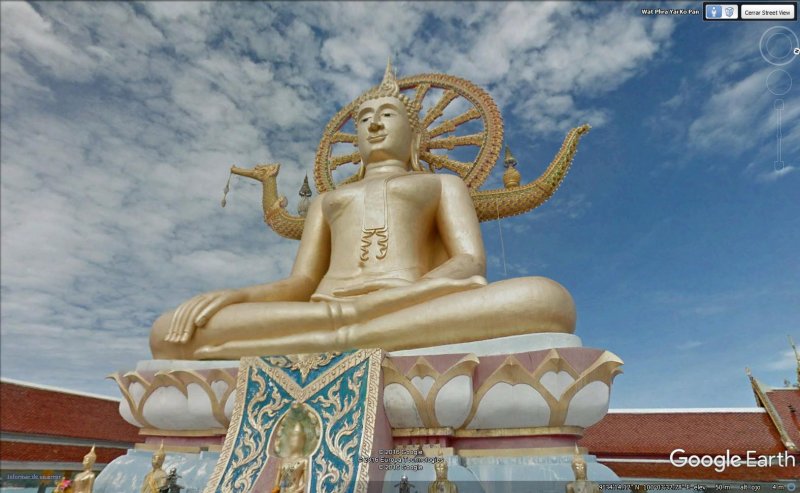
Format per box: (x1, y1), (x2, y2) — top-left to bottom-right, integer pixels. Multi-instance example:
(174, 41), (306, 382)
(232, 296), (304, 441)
(237, 196), (330, 303)
(423, 174), (486, 280)
(166, 196), (331, 343)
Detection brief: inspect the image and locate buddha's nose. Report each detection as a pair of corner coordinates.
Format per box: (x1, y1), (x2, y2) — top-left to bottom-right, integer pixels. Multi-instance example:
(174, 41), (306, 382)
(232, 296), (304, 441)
(368, 120), (383, 133)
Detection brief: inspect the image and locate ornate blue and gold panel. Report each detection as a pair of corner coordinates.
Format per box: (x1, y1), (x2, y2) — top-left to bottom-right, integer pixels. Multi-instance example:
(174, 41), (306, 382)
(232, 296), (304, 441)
(204, 349), (383, 493)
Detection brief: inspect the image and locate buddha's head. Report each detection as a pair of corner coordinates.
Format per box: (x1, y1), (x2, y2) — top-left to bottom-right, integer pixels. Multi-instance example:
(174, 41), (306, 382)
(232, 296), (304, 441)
(434, 458), (448, 479)
(287, 421), (306, 455)
(82, 445), (96, 470)
(152, 442), (166, 469)
(571, 445), (587, 480)
(353, 58), (423, 177)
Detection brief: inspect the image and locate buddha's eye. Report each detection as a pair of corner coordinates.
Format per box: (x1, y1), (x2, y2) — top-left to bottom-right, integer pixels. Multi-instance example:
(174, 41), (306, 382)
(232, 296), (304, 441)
(361, 117), (370, 123)
(383, 112), (392, 117)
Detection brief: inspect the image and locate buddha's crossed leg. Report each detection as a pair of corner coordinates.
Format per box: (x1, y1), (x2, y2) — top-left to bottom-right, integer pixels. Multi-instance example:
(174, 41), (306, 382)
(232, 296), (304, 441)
(156, 276), (575, 360)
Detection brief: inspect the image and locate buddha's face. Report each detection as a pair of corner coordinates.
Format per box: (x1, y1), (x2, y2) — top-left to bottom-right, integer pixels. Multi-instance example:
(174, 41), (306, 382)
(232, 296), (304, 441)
(434, 461), (447, 479)
(152, 455), (164, 468)
(82, 456), (95, 469)
(356, 96), (414, 166)
(572, 461), (586, 479)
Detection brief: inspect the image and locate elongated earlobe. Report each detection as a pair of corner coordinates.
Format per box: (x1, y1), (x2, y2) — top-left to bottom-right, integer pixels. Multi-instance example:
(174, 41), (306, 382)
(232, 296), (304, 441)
(410, 132), (422, 172)
(357, 160), (366, 180)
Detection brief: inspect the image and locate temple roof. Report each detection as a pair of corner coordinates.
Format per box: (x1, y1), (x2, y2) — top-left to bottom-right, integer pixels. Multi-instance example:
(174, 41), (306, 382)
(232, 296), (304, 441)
(0, 378), (139, 444)
(748, 370), (800, 453)
(581, 408), (784, 457)
(581, 372), (800, 481)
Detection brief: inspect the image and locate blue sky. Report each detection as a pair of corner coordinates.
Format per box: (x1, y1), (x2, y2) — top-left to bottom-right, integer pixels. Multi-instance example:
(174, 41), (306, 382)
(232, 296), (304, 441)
(1, 1), (797, 408)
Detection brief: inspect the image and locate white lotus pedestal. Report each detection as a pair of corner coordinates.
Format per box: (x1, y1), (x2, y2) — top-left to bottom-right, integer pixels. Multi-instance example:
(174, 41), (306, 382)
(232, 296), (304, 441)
(99, 333), (622, 493)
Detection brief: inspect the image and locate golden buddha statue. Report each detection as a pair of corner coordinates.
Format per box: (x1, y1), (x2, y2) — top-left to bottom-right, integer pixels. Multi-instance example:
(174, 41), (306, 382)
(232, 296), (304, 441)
(565, 446), (600, 493)
(428, 458), (457, 493)
(141, 443), (167, 493)
(149, 60), (578, 360)
(272, 421), (311, 493)
(72, 446), (96, 493)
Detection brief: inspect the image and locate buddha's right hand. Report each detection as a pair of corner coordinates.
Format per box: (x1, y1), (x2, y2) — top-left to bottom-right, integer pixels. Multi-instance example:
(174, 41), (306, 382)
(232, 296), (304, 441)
(165, 289), (246, 343)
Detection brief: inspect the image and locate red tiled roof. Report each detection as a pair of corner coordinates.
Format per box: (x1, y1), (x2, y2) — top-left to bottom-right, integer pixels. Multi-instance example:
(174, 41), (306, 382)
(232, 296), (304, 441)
(580, 409), (799, 480)
(581, 410), (785, 457)
(0, 441), (124, 465)
(0, 380), (139, 443)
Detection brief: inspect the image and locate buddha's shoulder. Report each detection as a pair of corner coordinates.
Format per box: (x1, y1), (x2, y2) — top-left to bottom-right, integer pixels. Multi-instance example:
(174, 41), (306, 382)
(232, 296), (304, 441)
(319, 172), (467, 195)
(400, 172), (467, 188)
(428, 172), (472, 195)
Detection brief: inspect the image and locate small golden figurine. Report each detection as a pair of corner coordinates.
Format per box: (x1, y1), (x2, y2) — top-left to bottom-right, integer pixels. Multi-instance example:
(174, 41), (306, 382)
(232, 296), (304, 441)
(272, 404), (319, 493)
(141, 442), (168, 493)
(428, 456), (457, 493)
(272, 422), (309, 493)
(72, 445), (97, 493)
(566, 445), (600, 493)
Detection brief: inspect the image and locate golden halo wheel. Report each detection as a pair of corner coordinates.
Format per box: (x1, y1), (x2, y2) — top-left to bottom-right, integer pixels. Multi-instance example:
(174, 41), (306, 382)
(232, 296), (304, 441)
(314, 73), (504, 193)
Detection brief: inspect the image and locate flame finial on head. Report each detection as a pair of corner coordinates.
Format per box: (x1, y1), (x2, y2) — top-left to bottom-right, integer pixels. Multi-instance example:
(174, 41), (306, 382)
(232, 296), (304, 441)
(85, 445), (97, 462)
(154, 441), (166, 460)
(380, 56), (400, 95)
(573, 444), (585, 463)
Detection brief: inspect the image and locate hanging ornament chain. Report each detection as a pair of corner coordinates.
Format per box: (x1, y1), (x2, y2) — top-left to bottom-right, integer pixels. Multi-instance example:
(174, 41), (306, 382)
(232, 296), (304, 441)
(221, 169), (233, 208)
(496, 200), (508, 277)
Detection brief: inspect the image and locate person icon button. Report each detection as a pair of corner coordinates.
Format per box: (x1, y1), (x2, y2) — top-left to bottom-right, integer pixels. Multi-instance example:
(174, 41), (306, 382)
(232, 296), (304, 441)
(706, 5), (723, 19)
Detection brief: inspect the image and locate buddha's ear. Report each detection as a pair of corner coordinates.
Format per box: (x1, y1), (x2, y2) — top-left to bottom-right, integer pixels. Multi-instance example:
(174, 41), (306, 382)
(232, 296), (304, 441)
(357, 160), (366, 180)
(409, 130), (423, 172)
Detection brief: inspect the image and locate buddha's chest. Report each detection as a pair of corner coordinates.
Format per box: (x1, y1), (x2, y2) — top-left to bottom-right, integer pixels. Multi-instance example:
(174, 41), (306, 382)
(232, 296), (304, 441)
(322, 175), (439, 227)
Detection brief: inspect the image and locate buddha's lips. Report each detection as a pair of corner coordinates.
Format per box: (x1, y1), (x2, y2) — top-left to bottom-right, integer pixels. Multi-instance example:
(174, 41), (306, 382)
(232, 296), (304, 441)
(367, 134), (387, 143)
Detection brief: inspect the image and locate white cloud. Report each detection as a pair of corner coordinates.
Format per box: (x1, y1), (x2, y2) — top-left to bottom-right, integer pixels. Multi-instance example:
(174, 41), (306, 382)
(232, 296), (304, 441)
(676, 340), (704, 351)
(0, 2), (676, 395)
(765, 349), (799, 372)
(756, 165), (797, 182)
(650, 20), (799, 182)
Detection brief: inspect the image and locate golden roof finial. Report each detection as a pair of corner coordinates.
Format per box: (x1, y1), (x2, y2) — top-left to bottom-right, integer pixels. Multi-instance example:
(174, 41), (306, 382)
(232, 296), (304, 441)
(504, 146), (518, 168)
(299, 174), (312, 198)
(503, 145), (521, 188)
(297, 174), (312, 217)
